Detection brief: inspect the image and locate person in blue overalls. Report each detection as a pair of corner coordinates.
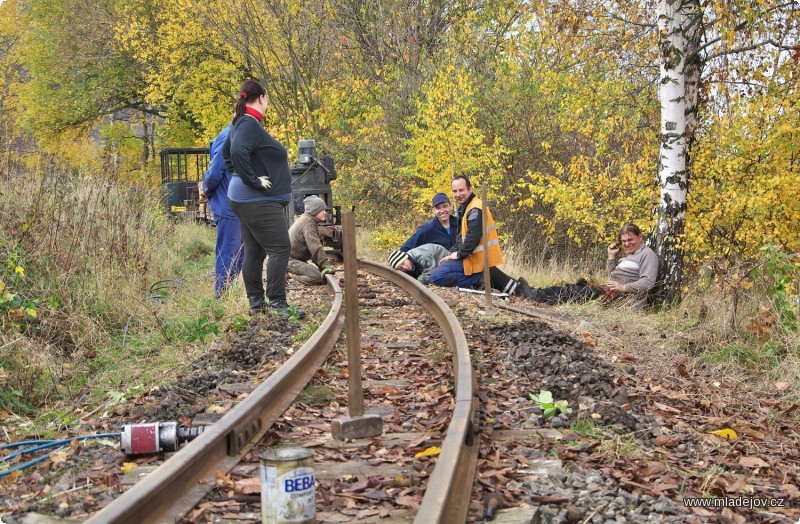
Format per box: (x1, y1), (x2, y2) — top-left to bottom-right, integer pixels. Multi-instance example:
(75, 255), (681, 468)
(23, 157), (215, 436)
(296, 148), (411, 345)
(200, 124), (244, 298)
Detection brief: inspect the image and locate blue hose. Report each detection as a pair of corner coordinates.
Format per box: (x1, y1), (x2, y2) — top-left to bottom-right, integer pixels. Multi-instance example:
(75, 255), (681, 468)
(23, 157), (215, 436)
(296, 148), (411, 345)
(0, 433), (121, 478)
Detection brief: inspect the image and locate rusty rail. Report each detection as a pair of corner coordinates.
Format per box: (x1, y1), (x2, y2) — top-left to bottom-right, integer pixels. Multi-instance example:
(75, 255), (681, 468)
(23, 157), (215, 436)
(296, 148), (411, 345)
(88, 276), (344, 524)
(360, 260), (479, 524)
(88, 262), (477, 524)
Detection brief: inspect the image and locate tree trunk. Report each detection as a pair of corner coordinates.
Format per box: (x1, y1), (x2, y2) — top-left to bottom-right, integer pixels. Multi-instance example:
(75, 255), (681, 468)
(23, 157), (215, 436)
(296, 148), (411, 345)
(652, 0), (698, 306)
(141, 115), (150, 166)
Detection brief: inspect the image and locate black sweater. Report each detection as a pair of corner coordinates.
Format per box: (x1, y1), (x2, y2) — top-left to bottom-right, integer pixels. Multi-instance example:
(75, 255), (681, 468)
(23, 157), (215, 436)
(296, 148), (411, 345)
(222, 116), (292, 197)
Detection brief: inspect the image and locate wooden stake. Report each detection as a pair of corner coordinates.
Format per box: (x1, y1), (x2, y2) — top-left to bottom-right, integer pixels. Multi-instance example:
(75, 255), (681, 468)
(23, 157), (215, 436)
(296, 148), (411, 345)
(481, 181), (493, 312)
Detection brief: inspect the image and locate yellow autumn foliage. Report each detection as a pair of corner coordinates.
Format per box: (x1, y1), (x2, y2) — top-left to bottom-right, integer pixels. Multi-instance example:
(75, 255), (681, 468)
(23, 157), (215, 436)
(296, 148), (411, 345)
(0, 0), (797, 272)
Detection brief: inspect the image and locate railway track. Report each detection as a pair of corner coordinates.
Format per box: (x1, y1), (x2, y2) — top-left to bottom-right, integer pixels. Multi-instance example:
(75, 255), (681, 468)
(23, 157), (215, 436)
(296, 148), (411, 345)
(84, 259), (478, 524)
(7, 260), (773, 523)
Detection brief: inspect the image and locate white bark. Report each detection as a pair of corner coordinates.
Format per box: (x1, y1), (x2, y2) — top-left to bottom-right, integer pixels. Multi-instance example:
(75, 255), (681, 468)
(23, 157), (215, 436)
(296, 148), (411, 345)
(654, 0), (693, 304)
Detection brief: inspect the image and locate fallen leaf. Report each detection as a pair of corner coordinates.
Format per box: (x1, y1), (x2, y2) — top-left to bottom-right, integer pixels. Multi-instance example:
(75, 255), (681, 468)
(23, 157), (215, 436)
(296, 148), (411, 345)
(364, 490), (391, 500)
(708, 428), (738, 440)
(407, 434), (429, 448)
(722, 475), (747, 494)
(394, 495), (421, 509)
(652, 401), (682, 413)
(731, 424), (766, 440)
(415, 446), (441, 457)
(348, 476), (370, 492)
(720, 507), (747, 524)
(738, 456), (769, 469)
(234, 476), (261, 494)
(49, 450), (69, 465)
(780, 483), (800, 497)
(654, 435), (679, 447)
(641, 462), (666, 476)
(120, 462), (138, 473)
(775, 381), (790, 391)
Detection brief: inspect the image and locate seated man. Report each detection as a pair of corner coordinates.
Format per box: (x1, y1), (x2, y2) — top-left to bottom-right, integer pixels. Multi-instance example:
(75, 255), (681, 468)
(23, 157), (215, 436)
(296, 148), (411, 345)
(400, 192), (459, 251)
(287, 195), (333, 285)
(529, 223), (658, 306)
(387, 243), (451, 284)
(429, 175), (534, 298)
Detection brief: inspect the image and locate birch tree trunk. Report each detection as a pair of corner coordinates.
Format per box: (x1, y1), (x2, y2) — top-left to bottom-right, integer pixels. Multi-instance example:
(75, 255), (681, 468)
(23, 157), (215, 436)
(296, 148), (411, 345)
(653, 0), (697, 305)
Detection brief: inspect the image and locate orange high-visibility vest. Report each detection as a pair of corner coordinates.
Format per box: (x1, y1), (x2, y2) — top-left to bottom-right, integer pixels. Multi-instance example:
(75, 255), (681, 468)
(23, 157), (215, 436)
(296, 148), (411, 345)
(461, 196), (503, 275)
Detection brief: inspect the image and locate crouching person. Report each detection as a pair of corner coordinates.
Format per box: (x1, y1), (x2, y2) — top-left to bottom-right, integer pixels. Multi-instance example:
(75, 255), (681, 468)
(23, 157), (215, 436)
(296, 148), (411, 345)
(288, 195), (333, 285)
(387, 243), (451, 284)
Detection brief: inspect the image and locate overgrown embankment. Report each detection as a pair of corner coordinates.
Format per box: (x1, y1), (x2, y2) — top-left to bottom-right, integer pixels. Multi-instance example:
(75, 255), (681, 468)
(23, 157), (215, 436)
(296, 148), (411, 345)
(0, 164), (230, 420)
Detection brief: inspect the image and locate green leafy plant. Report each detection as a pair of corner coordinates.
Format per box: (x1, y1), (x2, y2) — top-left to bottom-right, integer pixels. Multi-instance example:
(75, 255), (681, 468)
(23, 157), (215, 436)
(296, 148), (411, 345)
(181, 315), (220, 342)
(285, 304), (305, 322)
(0, 252), (40, 325)
(163, 315), (220, 343)
(754, 245), (799, 330)
(292, 323), (318, 344)
(570, 419), (603, 438)
(529, 390), (573, 419)
(230, 315), (249, 332)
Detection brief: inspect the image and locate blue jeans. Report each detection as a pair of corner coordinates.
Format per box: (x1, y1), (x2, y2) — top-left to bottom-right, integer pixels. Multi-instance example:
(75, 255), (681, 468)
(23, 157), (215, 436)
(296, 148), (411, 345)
(229, 200), (290, 303)
(428, 259), (482, 288)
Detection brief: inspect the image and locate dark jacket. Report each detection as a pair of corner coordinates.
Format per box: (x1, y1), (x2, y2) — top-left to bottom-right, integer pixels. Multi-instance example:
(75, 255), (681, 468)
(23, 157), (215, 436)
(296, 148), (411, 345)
(222, 116), (292, 199)
(401, 216), (459, 252)
(453, 193), (483, 259)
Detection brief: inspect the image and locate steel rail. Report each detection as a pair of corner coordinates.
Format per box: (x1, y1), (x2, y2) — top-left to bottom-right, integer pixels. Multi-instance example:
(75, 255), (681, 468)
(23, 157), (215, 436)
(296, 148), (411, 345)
(88, 276), (345, 524)
(359, 260), (479, 524)
(494, 301), (576, 327)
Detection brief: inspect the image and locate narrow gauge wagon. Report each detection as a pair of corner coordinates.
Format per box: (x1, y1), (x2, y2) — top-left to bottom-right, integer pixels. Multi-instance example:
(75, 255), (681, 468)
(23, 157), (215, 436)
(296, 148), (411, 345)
(159, 147), (210, 221)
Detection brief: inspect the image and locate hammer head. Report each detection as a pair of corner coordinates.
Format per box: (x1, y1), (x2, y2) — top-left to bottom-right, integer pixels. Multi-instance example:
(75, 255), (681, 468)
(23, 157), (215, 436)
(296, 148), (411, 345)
(483, 492), (504, 521)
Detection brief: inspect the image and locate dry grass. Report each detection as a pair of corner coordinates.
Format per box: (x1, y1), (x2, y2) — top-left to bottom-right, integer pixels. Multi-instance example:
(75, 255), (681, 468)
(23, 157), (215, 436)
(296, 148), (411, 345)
(502, 247), (606, 288)
(0, 164), (233, 421)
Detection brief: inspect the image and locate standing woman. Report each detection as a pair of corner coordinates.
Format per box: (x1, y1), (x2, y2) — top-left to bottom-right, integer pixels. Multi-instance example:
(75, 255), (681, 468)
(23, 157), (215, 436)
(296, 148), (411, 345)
(222, 79), (304, 318)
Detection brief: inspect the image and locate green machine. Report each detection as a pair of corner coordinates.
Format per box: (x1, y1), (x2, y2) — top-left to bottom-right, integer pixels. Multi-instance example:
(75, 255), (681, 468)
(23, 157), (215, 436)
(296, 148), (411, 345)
(159, 147), (210, 220)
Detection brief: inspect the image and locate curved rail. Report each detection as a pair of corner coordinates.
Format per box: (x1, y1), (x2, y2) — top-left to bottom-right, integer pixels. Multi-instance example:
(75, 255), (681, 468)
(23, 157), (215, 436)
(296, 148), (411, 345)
(360, 260), (479, 524)
(88, 276), (345, 524)
(87, 263), (478, 524)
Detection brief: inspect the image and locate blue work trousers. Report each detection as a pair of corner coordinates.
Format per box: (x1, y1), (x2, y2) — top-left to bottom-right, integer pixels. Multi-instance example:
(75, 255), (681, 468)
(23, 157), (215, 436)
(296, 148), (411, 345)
(229, 200), (291, 303)
(214, 216), (244, 298)
(428, 259), (482, 288)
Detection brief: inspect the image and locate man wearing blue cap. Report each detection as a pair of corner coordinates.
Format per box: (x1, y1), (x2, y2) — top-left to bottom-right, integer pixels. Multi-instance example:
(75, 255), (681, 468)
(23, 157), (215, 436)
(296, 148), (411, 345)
(400, 192), (459, 252)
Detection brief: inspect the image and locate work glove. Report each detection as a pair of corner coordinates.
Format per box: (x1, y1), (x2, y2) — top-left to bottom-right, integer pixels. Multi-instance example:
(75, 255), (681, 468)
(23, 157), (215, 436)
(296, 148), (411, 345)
(258, 176), (272, 190)
(197, 181), (208, 203)
(320, 266), (333, 277)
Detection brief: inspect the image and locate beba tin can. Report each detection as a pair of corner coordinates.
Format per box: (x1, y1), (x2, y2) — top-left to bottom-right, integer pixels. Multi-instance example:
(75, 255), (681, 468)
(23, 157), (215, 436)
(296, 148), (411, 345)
(260, 447), (316, 523)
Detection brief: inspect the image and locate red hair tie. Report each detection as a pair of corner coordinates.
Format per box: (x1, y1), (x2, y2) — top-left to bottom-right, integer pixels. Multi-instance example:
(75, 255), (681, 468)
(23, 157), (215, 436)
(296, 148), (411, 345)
(241, 92), (248, 99)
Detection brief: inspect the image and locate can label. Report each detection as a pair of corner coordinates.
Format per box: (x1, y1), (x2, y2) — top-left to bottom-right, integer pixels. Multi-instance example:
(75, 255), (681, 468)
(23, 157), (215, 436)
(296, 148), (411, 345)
(260, 449), (315, 524)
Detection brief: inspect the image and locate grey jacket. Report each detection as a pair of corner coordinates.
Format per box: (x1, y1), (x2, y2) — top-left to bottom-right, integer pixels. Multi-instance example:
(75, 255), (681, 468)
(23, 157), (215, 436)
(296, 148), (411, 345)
(406, 243), (451, 284)
(607, 244), (659, 293)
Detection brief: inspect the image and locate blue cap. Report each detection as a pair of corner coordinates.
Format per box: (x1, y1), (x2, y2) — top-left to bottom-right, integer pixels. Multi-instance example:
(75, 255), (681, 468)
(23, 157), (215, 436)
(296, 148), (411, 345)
(432, 192), (450, 207)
